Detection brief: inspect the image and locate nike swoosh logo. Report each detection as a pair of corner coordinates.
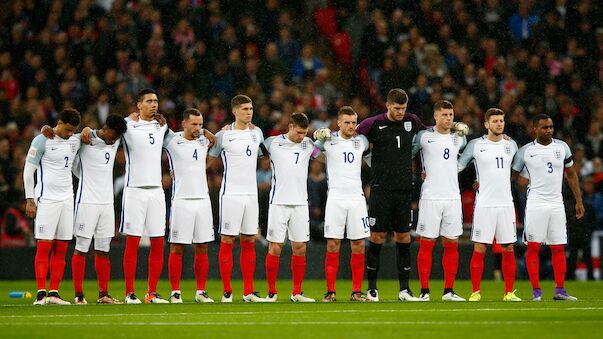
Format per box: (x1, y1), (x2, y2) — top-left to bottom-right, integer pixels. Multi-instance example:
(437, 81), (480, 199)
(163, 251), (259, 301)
(378, 126), (387, 129)
(330, 143), (338, 145)
(479, 149), (487, 152)
(132, 125), (142, 128)
(228, 138), (236, 142)
(530, 154), (536, 157)
(278, 143), (285, 146)
(177, 141), (185, 144)
(50, 147), (57, 151)
(427, 140), (435, 143)
(403, 267), (411, 271)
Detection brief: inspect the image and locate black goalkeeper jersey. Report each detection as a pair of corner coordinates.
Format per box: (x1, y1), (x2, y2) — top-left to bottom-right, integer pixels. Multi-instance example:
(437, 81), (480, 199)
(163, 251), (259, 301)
(356, 112), (425, 191)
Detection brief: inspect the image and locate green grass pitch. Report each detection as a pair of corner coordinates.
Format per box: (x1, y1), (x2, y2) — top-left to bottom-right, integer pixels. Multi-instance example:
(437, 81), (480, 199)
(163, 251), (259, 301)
(1, 279), (602, 338)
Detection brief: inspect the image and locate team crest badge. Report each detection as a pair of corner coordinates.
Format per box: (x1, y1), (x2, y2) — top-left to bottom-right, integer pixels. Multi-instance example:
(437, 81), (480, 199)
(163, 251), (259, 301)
(301, 141), (308, 150)
(251, 133), (258, 143)
(70, 143), (77, 154)
(198, 138), (206, 146)
(353, 139), (360, 150)
(505, 145), (511, 154)
(404, 121), (412, 132)
(554, 150), (561, 160)
(154, 122), (160, 131)
(369, 217), (376, 226)
(452, 135), (459, 146)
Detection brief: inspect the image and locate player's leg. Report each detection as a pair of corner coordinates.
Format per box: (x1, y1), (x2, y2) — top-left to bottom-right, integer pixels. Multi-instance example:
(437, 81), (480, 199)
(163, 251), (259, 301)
(440, 199), (464, 301)
(495, 206), (520, 301)
(120, 187), (145, 303)
(524, 203), (549, 301)
(72, 237), (92, 304)
(349, 239), (366, 301)
(47, 198), (74, 304)
(323, 239), (340, 302)
(366, 190), (390, 301)
(168, 243), (185, 303)
(469, 242), (487, 301)
(218, 195), (245, 301)
(500, 244), (520, 301)
(265, 241), (284, 301)
(417, 236), (436, 299)
(289, 205), (314, 302)
(192, 199), (214, 303)
(193, 243), (213, 302)
(393, 191), (418, 301)
(33, 200), (61, 305)
(416, 199), (442, 300)
(240, 195), (261, 301)
(94, 238), (121, 304)
(323, 198), (346, 301)
(167, 199), (194, 303)
(548, 208), (576, 301)
(346, 198), (369, 301)
(144, 187), (167, 303)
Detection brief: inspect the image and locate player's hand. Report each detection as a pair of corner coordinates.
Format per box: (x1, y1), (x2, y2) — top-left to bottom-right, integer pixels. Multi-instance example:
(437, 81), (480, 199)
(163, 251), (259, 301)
(41, 125), (55, 139)
(575, 201), (585, 220)
(221, 124), (231, 131)
(421, 171), (426, 181)
(204, 129), (216, 147)
(313, 128), (331, 142)
(81, 127), (93, 144)
(502, 134), (511, 141)
(25, 199), (37, 219)
(128, 112), (140, 121)
(472, 180), (480, 191)
(154, 113), (166, 126)
(451, 122), (469, 137)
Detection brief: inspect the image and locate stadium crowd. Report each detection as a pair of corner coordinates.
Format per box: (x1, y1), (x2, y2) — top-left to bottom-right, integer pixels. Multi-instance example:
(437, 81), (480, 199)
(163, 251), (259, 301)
(0, 0), (602, 277)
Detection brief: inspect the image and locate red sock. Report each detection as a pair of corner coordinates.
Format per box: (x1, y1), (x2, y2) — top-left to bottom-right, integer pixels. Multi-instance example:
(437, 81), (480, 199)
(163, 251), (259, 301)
(470, 251), (485, 292)
(147, 237), (164, 294)
(551, 245), (566, 289)
(240, 241), (256, 295)
(265, 253), (280, 294)
(49, 240), (68, 291)
(350, 253), (364, 293)
(442, 241), (459, 290)
(291, 255), (306, 295)
(325, 251), (339, 292)
(526, 242), (541, 289)
(123, 236), (140, 294)
(502, 251), (516, 293)
(35, 241), (52, 291)
(94, 255), (110, 293)
(72, 253), (86, 294)
(417, 239), (436, 289)
(194, 253), (209, 291)
(168, 252), (182, 291)
(219, 242), (234, 293)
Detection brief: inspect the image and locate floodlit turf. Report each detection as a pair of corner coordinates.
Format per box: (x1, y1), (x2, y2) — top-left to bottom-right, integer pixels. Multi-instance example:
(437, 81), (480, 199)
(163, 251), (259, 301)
(1, 279), (602, 338)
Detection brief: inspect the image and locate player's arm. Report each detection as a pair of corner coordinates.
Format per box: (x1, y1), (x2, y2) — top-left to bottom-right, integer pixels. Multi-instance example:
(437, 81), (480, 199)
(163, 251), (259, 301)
(308, 139), (322, 160)
(511, 144), (527, 182)
(24, 135), (47, 218)
(206, 131), (224, 170)
(562, 142), (584, 219)
(259, 136), (274, 158)
(411, 131), (425, 158)
(457, 138), (476, 172)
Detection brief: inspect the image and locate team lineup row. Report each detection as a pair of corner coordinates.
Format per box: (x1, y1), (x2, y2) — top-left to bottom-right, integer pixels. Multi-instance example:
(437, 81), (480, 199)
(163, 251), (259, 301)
(23, 88), (583, 305)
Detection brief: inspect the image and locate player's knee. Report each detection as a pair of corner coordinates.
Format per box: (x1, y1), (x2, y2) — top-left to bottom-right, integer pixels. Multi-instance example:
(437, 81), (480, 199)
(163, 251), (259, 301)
(221, 235), (235, 244)
(394, 232), (410, 243)
(194, 243), (208, 254)
(268, 242), (283, 256)
(170, 244), (185, 254)
(326, 239), (341, 253)
(370, 232), (386, 244)
(501, 244), (514, 252)
(473, 243), (487, 253)
(442, 236), (458, 243)
(350, 239), (365, 254)
(292, 242), (306, 256)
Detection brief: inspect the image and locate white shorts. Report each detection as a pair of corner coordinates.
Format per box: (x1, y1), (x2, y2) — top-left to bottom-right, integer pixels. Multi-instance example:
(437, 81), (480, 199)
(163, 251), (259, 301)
(524, 202), (567, 245)
(324, 197), (370, 240)
(416, 199), (463, 239)
(74, 203), (115, 239)
(34, 198), (74, 241)
(119, 187), (166, 237)
(75, 236), (112, 253)
(169, 198), (215, 244)
(219, 194), (258, 236)
(266, 204), (310, 243)
(471, 206), (517, 244)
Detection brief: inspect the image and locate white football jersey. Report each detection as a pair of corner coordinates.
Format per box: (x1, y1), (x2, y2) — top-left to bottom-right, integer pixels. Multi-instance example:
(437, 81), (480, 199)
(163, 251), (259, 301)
(163, 131), (210, 199)
(317, 133), (368, 199)
(265, 134), (319, 205)
(412, 128), (466, 200)
(512, 139), (573, 204)
(26, 134), (81, 201)
(208, 126), (264, 195)
(458, 136), (517, 207)
(74, 130), (120, 204)
(121, 118), (168, 188)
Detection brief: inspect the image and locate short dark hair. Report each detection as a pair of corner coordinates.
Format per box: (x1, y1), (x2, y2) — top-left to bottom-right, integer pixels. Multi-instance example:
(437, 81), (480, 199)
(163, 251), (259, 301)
(532, 113), (552, 125)
(433, 100), (453, 112)
(59, 108), (81, 126)
(104, 114), (127, 135)
(289, 113), (309, 128)
(337, 106), (357, 118)
(484, 108), (505, 121)
(386, 88), (408, 105)
(183, 108), (202, 120)
(137, 88), (157, 103)
(231, 94), (252, 108)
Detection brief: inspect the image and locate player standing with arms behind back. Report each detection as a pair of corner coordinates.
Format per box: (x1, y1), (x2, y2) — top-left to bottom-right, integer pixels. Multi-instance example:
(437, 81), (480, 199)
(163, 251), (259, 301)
(457, 108), (521, 302)
(355, 89), (424, 301)
(164, 109), (215, 303)
(412, 100), (466, 302)
(512, 114), (584, 301)
(208, 94), (265, 302)
(24, 109), (81, 305)
(315, 106), (370, 302)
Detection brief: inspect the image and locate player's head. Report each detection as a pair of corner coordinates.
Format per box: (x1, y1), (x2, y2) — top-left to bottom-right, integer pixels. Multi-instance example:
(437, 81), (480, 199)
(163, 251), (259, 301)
(182, 108), (203, 139)
(337, 106), (358, 139)
(287, 113), (309, 143)
(433, 100), (454, 131)
(56, 108), (80, 139)
(136, 88), (158, 119)
(100, 114), (127, 145)
(532, 113), (554, 143)
(231, 94), (253, 124)
(484, 108), (505, 136)
(385, 88), (408, 121)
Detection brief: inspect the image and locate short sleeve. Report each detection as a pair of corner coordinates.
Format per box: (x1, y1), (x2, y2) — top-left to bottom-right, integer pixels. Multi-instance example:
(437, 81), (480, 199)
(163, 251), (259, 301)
(457, 138), (476, 172)
(163, 129), (176, 147)
(512, 144), (527, 172)
(26, 134), (47, 165)
(263, 136), (276, 154)
(208, 131), (224, 157)
(411, 130), (425, 158)
(561, 140), (573, 168)
(358, 135), (369, 152)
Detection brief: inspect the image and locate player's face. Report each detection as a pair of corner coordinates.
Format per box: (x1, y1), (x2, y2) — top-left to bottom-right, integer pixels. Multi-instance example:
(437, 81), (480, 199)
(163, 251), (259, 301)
(56, 121), (79, 139)
(183, 114), (203, 139)
(233, 102), (253, 124)
(100, 127), (120, 145)
(386, 102), (407, 121)
(287, 124), (308, 143)
(434, 108), (454, 131)
(535, 118), (554, 143)
(337, 114), (357, 138)
(485, 114), (505, 136)
(137, 94), (159, 119)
